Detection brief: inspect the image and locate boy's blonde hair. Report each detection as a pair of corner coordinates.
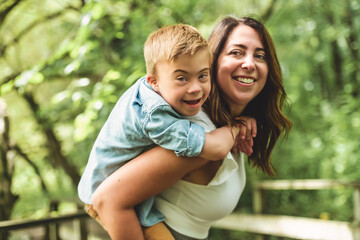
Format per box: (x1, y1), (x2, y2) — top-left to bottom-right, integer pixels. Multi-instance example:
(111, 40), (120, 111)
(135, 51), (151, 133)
(144, 24), (210, 75)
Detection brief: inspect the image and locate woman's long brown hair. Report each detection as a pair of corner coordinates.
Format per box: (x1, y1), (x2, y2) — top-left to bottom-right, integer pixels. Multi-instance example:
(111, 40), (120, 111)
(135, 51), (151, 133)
(203, 16), (292, 176)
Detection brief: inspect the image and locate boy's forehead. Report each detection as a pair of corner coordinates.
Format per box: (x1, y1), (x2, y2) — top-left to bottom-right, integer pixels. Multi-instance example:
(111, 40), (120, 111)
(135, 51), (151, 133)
(171, 48), (212, 63)
(156, 49), (211, 73)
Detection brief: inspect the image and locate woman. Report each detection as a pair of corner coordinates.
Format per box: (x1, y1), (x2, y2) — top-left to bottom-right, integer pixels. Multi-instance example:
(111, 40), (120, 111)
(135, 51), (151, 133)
(91, 16), (292, 240)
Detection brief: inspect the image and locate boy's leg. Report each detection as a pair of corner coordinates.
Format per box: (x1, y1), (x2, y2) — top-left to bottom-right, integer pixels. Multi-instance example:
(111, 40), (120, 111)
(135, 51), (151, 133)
(86, 204), (173, 239)
(143, 222), (175, 240)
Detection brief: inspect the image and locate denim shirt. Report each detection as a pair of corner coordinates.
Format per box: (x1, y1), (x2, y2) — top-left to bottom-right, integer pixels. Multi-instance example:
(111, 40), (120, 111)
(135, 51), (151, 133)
(78, 76), (205, 226)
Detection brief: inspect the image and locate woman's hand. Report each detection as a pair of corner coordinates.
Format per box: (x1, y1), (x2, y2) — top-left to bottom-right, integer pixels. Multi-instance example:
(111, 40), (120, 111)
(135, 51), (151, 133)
(232, 116), (257, 156)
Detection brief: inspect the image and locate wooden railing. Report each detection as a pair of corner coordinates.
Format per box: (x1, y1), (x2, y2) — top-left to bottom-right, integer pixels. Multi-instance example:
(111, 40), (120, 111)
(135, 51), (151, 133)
(0, 199), (90, 240)
(0, 211), (89, 240)
(1, 180), (359, 240)
(214, 179), (360, 240)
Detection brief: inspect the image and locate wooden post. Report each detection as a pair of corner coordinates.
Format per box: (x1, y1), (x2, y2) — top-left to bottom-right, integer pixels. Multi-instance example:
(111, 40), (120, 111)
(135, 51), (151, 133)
(253, 183), (263, 214)
(354, 187), (360, 240)
(46, 200), (60, 240)
(79, 217), (88, 240)
(354, 188), (360, 223)
(72, 217), (88, 240)
(77, 202), (87, 240)
(253, 182), (264, 240)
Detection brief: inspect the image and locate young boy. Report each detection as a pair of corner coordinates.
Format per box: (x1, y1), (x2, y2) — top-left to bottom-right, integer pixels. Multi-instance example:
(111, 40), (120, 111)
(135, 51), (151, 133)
(78, 24), (245, 239)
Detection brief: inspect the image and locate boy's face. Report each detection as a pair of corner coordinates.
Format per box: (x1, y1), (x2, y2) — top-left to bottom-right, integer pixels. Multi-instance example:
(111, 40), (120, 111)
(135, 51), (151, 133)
(148, 48), (211, 116)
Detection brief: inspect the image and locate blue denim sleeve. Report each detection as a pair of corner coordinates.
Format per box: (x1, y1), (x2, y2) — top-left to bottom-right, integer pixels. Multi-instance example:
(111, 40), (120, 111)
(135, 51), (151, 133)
(143, 105), (205, 157)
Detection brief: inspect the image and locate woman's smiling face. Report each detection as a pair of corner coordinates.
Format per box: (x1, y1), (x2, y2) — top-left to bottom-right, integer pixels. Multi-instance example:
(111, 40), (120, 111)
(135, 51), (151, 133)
(216, 24), (268, 116)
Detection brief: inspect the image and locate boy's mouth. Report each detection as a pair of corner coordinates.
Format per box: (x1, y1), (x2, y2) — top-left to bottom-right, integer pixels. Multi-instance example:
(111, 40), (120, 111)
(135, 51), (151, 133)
(183, 98), (201, 105)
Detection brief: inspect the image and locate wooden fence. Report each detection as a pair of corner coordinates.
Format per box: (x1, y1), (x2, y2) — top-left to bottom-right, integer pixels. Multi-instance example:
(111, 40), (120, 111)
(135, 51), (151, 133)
(0, 199), (90, 240)
(1, 179), (359, 240)
(214, 179), (360, 240)
(0, 211), (89, 240)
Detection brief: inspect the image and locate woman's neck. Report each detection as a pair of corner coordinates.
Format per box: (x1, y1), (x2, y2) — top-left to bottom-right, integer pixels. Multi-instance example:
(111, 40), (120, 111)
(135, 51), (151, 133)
(222, 95), (247, 117)
(229, 104), (246, 117)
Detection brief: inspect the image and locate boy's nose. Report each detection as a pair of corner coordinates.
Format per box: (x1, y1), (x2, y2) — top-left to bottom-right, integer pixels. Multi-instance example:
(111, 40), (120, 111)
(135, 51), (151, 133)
(188, 81), (201, 93)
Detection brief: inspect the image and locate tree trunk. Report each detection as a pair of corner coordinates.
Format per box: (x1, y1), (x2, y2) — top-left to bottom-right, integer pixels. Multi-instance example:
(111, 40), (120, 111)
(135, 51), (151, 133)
(22, 91), (81, 187)
(0, 99), (18, 240)
(343, 0), (359, 97)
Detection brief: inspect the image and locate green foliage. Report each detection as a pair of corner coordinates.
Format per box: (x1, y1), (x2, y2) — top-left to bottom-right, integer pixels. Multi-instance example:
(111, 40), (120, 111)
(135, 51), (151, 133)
(0, 1), (359, 239)
(256, 0), (360, 225)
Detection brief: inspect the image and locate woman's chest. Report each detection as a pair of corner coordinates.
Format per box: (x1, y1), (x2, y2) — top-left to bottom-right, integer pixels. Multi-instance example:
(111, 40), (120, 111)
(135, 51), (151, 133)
(182, 161), (222, 185)
(164, 167), (244, 222)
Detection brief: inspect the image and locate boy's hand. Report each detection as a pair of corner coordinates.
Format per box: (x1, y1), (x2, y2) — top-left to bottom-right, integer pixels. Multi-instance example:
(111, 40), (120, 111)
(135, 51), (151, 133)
(231, 116), (257, 156)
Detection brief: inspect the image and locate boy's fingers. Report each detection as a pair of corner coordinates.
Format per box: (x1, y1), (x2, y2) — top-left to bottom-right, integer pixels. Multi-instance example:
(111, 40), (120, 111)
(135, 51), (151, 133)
(249, 137), (253, 147)
(238, 142), (246, 155)
(240, 125), (246, 139)
(251, 120), (257, 137)
(240, 142), (250, 156)
(244, 140), (254, 156)
(245, 128), (252, 141)
(247, 144), (253, 156)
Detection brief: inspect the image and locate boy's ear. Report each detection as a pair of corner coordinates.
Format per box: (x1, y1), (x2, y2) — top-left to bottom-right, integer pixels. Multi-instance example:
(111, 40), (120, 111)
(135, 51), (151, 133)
(147, 74), (159, 92)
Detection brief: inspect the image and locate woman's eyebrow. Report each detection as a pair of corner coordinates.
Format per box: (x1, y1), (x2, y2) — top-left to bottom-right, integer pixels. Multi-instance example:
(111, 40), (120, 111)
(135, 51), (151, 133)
(255, 47), (266, 52)
(232, 44), (265, 52)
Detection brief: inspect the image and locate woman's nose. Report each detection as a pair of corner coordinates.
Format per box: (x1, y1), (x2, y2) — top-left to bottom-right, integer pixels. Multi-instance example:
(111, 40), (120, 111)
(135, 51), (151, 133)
(242, 55), (255, 71)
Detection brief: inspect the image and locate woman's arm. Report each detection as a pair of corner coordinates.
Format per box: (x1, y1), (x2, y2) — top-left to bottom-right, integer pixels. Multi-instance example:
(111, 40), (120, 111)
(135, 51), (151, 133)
(91, 146), (208, 240)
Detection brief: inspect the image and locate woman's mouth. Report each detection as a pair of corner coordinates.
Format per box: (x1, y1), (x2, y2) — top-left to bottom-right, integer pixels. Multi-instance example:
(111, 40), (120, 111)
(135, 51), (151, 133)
(233, 77), (255, 84)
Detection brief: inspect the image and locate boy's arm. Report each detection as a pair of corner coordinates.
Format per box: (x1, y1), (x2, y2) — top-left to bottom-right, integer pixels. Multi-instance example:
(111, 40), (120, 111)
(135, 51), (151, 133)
(232, 116), (257, 156)
(198, 126), (239, 160)
(145, 107), (206, 157)
(199, 115), (258, 159)
(146, 107), (244, 161)
(91, 147), (208, 240)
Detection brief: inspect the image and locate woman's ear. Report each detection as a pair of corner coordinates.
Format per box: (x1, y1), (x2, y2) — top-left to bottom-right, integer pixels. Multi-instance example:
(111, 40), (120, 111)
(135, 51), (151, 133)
(147, 74), (159, 92)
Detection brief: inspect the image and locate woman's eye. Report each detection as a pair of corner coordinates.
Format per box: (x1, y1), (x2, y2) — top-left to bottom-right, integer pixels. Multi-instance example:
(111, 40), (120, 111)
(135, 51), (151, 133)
(255, 52), (266, 60)
(230, 50), (244, 56)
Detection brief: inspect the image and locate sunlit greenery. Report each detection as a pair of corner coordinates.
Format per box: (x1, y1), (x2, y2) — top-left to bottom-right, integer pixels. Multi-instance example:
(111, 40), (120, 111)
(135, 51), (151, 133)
(1, 0), (359, 239)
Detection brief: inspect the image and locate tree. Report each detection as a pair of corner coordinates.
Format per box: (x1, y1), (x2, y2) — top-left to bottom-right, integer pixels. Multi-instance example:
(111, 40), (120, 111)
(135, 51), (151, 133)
(1, 2), (358, 238)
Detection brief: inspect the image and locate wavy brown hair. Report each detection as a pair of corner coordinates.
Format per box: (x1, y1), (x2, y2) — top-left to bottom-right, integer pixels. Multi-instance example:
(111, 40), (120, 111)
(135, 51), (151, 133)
(203, 16), (292, 176)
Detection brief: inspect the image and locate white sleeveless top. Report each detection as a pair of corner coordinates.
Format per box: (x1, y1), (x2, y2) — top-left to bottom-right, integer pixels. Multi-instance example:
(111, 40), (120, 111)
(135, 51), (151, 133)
(154, 110), (246, 239)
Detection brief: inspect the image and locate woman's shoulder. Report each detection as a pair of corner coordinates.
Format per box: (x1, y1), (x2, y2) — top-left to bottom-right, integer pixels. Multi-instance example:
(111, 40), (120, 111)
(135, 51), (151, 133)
(185, 109), (216, 132)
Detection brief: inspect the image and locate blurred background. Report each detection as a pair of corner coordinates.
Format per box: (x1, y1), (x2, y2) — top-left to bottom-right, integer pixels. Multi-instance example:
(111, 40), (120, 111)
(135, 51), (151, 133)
(1, 0), (359, 239)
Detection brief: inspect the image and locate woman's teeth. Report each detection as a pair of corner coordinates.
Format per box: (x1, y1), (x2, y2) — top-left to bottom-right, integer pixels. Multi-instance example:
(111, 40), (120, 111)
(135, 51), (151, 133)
(235, 77), (254, 84)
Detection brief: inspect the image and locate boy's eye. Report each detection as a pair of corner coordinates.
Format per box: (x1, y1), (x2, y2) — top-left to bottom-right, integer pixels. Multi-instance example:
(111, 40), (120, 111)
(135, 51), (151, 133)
(199, 73), (209, 82)
(176, 76), (186, 82)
